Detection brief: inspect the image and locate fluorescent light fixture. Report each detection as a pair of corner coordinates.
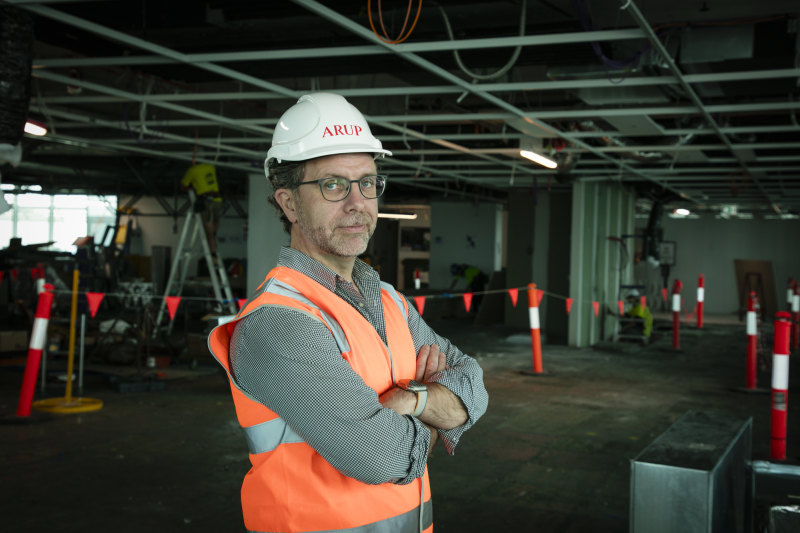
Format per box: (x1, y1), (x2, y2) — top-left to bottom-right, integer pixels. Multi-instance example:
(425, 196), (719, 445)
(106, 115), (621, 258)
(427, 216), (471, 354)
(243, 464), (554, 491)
(674, 208), (690, 216)
(378, 212), (418, 220)
(24, 120), (47, 136)
(519, 149), (557, 169)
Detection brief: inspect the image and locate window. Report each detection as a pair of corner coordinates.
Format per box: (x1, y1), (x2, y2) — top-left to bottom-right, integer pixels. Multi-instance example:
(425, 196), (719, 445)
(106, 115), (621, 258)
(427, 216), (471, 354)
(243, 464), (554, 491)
(0, 192), (117, 252)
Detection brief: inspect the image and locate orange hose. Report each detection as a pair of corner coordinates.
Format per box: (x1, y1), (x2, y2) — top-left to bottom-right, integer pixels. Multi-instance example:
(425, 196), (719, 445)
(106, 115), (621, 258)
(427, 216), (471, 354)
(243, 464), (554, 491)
(368, 0), (423, 44)
(378, 0), (413, 41)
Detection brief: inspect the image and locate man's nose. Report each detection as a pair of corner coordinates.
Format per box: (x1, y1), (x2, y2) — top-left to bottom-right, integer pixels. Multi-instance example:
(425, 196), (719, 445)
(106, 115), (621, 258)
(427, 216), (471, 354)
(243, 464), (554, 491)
(342, 184), (368, 210)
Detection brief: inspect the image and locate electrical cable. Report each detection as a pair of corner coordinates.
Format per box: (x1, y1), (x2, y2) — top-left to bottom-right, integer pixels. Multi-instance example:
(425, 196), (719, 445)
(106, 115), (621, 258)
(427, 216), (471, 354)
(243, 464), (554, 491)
(378, 0), (413, 41)
(368, 0), (423, 44)
(437, 0), (527, 81)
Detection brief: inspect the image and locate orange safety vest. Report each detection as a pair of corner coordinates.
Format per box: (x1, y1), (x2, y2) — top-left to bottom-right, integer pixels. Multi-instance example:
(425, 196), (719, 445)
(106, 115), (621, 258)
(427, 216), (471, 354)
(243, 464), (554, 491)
(208, 266), (433, 533)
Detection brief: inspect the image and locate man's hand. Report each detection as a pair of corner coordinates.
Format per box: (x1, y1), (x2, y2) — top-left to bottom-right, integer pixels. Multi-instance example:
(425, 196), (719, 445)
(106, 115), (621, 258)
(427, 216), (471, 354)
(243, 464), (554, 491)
(378, 387), (416, 416)
(415, 344), (447, 381)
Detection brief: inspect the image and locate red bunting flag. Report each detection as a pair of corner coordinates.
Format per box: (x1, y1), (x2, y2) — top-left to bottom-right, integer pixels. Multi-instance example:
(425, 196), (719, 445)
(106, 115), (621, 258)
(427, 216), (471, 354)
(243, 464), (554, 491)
(566, 298), (573, 314)
(165, 296), (182, 320)
(237, 298), (247, 309)
(413, 295), (426, 316)
(640, 296), (647, 309)
(618, 300), (625, 316)
(10, 268), (18, 282)
(85, 292), (105, 318)
(508, 288), (518, 307)
(592, 301), (599, 317)
(535, 289), (545, 307)
(0, 271), (4, 285)
(463, 292), (473, 313)
(661, 288), (668, 302)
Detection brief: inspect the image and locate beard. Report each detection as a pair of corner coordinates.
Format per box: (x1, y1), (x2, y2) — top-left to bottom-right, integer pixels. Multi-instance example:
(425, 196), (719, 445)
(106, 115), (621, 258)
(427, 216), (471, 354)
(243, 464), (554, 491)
(295, 202), (375, 258)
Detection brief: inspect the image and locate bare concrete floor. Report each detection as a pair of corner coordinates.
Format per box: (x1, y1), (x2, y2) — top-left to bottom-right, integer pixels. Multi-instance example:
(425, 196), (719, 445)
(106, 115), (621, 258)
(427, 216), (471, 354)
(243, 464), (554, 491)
(1, 316), (798, 532)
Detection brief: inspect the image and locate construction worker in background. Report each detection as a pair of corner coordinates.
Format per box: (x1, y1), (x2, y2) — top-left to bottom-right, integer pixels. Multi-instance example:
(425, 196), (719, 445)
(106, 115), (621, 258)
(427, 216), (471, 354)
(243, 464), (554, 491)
(208, 93), (488, 533)
(181, 163), (222, 258)
(623, 289), (654, 338)
(449, 263), (489, 315)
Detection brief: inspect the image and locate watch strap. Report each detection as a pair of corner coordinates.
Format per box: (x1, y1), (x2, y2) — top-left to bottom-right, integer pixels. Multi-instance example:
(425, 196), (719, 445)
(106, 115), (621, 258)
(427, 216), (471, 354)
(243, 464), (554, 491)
(411, 388), (428, 417)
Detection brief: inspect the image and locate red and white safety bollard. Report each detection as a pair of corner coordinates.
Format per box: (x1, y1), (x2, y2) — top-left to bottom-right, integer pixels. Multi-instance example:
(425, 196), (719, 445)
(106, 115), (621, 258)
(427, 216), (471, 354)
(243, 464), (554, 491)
(696, 274), (705, 329)
(791, 285), (799, 352)
(17, 283), (55, 417)
(527, 283), (543, 374)
(771, 312), (792, 460)
(413, 268), (421, 290)
(671, 279), (683, 350)
(787, 278), (795, 311)
(745, 291), (758, 390)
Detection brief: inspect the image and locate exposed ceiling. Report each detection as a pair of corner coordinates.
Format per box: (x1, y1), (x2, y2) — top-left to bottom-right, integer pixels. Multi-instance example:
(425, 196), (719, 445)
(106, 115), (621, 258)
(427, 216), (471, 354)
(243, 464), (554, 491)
(2, 0), (800, 216)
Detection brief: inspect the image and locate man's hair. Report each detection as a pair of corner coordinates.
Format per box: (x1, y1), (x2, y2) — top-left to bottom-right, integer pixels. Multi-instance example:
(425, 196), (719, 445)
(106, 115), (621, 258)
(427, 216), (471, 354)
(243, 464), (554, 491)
(267, 161), (306, 234)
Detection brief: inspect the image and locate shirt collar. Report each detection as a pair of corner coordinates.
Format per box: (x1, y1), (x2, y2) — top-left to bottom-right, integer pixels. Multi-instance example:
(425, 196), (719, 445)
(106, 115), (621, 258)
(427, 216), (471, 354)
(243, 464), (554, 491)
(277, 246), (379, 290)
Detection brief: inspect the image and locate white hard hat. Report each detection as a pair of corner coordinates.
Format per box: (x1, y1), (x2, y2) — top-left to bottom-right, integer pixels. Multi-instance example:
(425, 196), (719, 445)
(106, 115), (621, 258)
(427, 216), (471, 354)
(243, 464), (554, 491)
(627, 289), (640, 298)
(264, 92), (391, 174)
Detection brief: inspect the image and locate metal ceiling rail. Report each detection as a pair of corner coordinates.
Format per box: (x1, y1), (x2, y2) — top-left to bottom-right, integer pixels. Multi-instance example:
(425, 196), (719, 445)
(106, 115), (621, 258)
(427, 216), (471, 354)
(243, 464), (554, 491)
(17, 3), (298, 99)
(292, 0), (726, 203)
(33, 67), (800, 106)
(40, 98), (800, 129)
(621, 0), (778, 213)
(28, 105), (264, 158)
(19, 2), (539, 190)
(33, 29), (648, 68)
(20, 132), (258, 174)
(32, 70), (276, 137)
(32, 67), (800, 103)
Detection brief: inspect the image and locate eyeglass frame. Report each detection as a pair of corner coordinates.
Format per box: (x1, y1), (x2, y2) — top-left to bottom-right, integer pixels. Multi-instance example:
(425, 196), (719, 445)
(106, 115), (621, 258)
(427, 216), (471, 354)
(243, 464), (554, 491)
(293, 174), (387, 202)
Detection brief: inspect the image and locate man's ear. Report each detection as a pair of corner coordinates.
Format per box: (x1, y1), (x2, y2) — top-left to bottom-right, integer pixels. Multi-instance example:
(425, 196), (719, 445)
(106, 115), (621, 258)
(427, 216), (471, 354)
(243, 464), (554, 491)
(274, 189), (298, 224)
(275, 189), (297, 224)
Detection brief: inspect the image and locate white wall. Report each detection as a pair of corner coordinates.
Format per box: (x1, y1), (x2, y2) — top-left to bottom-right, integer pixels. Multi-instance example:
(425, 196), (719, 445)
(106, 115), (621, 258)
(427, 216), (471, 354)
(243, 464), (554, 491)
(246, 173), (287, 296)
(429, 201), (502, 289)
(120, 195), (247, 263)
(662, 217), (800, 315)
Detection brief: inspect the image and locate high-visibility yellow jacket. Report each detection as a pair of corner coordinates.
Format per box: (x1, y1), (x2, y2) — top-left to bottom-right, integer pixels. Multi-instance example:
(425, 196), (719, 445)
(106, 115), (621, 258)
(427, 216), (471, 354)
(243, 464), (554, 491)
(181, 163), (221, 201)
(208, 266), (432, 533)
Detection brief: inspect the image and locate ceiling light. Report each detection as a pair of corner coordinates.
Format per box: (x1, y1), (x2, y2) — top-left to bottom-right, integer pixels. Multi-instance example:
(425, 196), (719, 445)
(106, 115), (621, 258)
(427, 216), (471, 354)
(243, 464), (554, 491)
(24, 120), (47, 136)
(674, 208), (690, 216)
(378, 212), (418, 220)
(519, 150), (557, 169)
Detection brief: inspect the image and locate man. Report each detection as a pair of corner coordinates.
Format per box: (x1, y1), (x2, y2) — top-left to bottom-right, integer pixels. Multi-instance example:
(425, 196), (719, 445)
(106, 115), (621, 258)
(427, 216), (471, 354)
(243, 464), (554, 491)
(181, 162), (222, 257)
(622, 289), (653, 338)
(208, 93), (488, 533)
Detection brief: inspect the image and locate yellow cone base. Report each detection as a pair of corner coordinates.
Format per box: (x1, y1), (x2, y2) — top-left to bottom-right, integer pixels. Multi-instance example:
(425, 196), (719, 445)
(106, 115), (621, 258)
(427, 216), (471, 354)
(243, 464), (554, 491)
(32, 397), (103, 414)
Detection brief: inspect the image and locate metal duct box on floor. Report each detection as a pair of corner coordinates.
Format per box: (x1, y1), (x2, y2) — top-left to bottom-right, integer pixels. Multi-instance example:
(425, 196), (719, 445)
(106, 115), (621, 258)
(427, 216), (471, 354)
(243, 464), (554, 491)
(630, 410), (752, 533)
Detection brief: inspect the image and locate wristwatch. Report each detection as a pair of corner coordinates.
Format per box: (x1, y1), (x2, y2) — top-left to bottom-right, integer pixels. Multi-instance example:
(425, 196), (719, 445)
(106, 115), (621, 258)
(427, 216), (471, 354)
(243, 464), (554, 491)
(397, 379), (428, 417)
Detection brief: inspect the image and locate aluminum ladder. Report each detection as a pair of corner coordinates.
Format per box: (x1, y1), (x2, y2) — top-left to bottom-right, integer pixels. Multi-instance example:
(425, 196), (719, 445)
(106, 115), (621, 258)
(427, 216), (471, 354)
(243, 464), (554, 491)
(152, 189), (236, 337)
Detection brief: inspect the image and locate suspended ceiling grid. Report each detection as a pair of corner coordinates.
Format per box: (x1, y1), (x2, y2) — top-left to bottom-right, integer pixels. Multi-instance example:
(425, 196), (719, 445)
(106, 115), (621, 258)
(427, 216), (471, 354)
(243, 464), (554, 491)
(4, 0), (800, 215)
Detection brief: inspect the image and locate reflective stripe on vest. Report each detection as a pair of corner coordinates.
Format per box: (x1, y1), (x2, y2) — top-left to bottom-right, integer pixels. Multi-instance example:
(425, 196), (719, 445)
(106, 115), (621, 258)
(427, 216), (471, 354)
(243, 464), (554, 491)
(244, 417), (305, 455)
(380, 281), (408, 321)
(261, 277), (351, 353)
(248, 498), (432, 533)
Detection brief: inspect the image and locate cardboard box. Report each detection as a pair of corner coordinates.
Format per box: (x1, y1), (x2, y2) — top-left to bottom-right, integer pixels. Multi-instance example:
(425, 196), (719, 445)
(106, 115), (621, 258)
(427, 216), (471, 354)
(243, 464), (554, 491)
(0, 330), (29, 353)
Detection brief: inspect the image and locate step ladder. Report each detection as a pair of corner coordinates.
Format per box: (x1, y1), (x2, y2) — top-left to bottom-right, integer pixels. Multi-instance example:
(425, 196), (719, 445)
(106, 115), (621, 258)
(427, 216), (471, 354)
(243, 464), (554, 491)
(153, 189), (236, 337)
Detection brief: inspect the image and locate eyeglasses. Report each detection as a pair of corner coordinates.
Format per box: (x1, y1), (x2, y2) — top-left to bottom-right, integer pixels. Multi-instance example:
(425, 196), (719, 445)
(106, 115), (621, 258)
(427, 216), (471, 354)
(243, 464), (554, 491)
(295, 175), (387, 202)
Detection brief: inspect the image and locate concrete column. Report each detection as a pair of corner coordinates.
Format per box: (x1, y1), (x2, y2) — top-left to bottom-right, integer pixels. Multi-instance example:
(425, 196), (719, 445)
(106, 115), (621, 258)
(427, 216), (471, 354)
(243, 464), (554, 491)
(568, 182), (635, 347)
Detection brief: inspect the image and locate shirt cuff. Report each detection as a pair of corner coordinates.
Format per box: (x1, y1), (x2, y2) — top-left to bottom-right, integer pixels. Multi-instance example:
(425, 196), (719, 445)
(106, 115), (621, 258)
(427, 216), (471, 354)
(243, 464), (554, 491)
(394, 415), (431, 484)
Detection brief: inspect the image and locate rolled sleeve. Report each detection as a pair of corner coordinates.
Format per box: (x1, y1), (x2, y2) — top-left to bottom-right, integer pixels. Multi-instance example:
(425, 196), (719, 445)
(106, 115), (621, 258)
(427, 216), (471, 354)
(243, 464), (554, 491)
(404, 295), (489, 454)
(230, 305), (429, 484)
